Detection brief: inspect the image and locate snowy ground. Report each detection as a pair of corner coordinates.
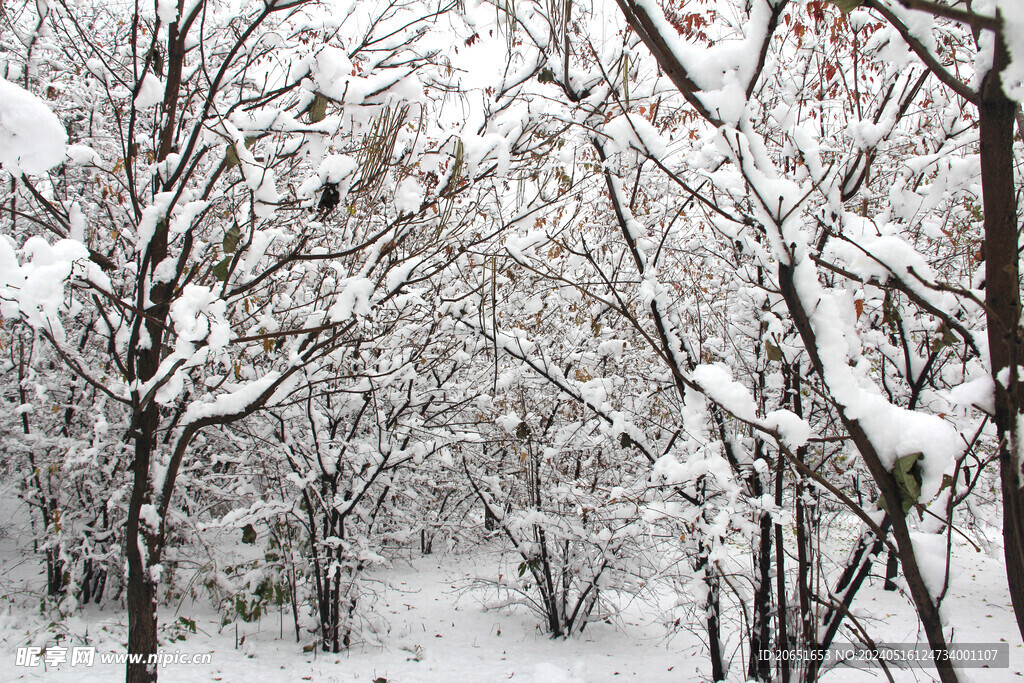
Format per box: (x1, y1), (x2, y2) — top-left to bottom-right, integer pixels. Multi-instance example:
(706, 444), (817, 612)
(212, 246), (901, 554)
(2, 518), (1023, 681)
(1, 549), (698, 682)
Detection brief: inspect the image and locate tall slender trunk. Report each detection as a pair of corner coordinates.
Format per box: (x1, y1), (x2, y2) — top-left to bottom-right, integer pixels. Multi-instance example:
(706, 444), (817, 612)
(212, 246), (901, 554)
(789, 370), (815, 682)
(696, 485), (726, 682)
(126, 406), (159, 683)
(980, 27), (1024, 644)
(122, 10), (186, 678)
(696, 547), (725, 682)
(125, 182), (171, 683)
(774, 442), (790, 683)
(748, 308), (772, 683)
(748, 510), (773, 682)
(794, 474), (813, 652)
(807, 518), (892, 682)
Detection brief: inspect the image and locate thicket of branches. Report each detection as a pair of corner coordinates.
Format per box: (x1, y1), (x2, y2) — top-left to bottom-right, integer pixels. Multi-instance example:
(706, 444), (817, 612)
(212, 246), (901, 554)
(1, 0), (1022, 681)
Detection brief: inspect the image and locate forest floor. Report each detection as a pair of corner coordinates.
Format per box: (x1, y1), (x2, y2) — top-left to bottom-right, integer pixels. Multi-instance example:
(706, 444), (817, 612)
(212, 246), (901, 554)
(2, 512), (1023, 681)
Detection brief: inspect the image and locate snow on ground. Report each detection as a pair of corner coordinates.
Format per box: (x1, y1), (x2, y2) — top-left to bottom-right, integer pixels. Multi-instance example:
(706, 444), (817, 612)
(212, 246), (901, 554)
(0, 551), (694, 682)
(2, 506), (1023, 682)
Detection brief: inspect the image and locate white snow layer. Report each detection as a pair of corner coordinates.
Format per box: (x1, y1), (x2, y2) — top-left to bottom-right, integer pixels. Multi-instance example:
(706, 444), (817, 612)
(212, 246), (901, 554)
(0, 236), (88, 343)
(0, 77), (67, 175)
(692, 363), (811, 449)
(181, 372), (282, 426)
(134, 73), (166, 109)
(603, 114), (667, 157)
(997, 0), (1024, 102)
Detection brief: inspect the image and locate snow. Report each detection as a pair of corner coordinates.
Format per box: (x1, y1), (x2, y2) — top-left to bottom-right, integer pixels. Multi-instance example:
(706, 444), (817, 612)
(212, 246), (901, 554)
(764, 409), (812, 450)
(910, 531), (951, 602)
(394, 176), (424, 214)
(822, 214), (960, 316)
(310, 45), (424, 111)
(505, 230), (547, 263)
(135, 73), (166, 109)
(688, 363), (811, 451)
(785, 251), (960, 501)
(631, 0), (776, 125)
(169, 285), (231, 352)
(996, 0), (1024, 101)
(136, 192), (175, 253)
(596, 339), (627, 359)
(579, 378), (609, 406)
(139, 504), (161, 533)
(947, 376), (995, 414)
(0, 549), (729, 681)
(68, 203), (85, 242)
(602, 114), (667, 158)
(65, 144), (101, 166)
(2, 491), (1021, 683)
(168, 199), (209, 236)
(328, 277), (375, 322)
(318, 154), (358, 185)
(0, 77), (67, 175)
(219, 120), (281, 218)
(386, 258), (420, 293)
(157, 0), (178, 24)
(240, 227), (280, 275)
(692, 363), (758, 423)
(0, 236), (89, 343)
(461, 130), (513, 179)
(181, 372), (282, 426)
(311, 46), (355, 97)
(85, 58), (110, 84)
(3, 4), (1023, 683)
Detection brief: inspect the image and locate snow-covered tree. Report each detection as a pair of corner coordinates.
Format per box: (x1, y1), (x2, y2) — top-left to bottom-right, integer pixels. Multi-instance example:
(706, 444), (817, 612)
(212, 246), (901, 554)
(1, 0), (539, 677)
(2, 0), (1022, 681)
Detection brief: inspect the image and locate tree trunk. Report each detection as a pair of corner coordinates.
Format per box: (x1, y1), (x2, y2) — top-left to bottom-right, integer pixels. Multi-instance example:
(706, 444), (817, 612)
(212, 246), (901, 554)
(694, 548), (726, 682)
(795, 475), (814, 672)
(126, 560), (158, 683)
(125, 226), (169, 681)
(980, 26), (1024, 644)
(778, 263), (959, 683)
(884, 548), (899, 591)
(774, 446), (790, 683)
(747, 509), (773, 682)
(126, 414), (158, 683)
(697, 492), (727, 682)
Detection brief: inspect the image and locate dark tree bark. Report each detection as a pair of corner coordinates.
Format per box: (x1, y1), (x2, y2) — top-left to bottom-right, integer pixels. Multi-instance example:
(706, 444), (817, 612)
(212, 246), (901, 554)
(774, 442), (790, 683)
(884, 548), (899, 591)
(979, 27), (1024, 644)
(748, 509), (773, 682)
(125, 404), (161, 683)
(696, 537), (726, 682)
